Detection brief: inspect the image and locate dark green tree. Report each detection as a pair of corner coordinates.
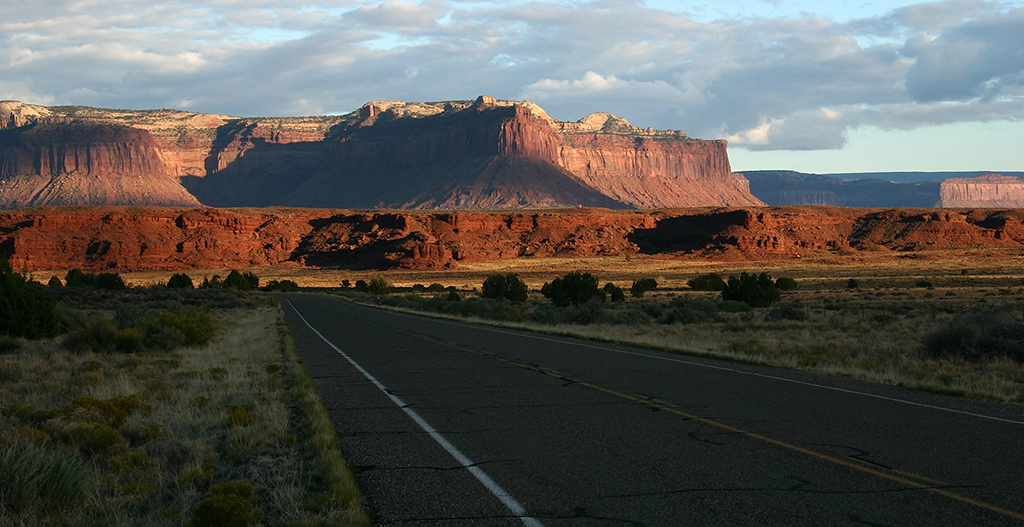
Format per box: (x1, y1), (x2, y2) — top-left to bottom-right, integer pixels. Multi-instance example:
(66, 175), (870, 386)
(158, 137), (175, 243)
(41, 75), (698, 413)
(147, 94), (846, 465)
(0, 258), (61, 339)
(603, 282), (626, 302)
(366, 277), (391, 295)
(721, 272), (781, 307)
(167, 273), (194, 289)
(775, 276), (799, 291)
(222, 270), (251, 291)
(630, 278), (658, 297)
(688, 273), (725, 291)
(541, 272), (602, 306)
(481, 274), (529, 302)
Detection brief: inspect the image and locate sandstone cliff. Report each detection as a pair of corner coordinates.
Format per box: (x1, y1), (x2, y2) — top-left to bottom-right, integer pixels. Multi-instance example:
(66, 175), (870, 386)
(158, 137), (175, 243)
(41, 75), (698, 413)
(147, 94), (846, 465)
(1, 97), (762, 210)
(0, 121), (201, 208)
(4, 206), (1024, 272)
(939, 174), (1024, 208)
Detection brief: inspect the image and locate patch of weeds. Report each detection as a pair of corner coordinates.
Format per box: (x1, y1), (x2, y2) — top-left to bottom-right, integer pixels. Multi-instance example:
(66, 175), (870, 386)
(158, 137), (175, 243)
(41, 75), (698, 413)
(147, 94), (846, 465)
(0, 442), (89, 513)
(766, 305), (809, 322)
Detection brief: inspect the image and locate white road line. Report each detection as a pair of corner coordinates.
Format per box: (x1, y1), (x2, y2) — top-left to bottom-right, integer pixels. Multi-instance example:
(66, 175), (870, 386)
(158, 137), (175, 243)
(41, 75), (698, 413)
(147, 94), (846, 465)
(348, 299), (1024, 427)
(284, 299), (544, 527)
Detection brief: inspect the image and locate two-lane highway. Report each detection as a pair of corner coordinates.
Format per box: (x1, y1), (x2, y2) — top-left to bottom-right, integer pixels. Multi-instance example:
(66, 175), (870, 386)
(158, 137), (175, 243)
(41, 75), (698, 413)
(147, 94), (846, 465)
(279, 293), (1024, 526)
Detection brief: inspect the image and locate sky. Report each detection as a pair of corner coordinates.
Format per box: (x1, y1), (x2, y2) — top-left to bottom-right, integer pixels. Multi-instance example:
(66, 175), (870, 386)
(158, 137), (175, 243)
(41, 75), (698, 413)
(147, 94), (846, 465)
(2, 0), (1022, 174)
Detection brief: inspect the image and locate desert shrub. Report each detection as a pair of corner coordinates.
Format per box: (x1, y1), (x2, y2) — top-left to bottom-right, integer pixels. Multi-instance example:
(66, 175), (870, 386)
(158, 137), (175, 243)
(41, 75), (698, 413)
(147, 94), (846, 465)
(630, 278), (658, 298)
(924, 311), (1024, 362)
(262, 279), (300, 292)
(603, 283), (626, 302)
(64, 421), (126, 455)
(366, 277), (391, 295)
(660, 307), (699, 325)
(225, 405), (258, 428)
(66, 315), (120, 353)
(561, 299), (606, 325)
(427, 283), (446, 292)
(481, 274), (529, 302)
(846, 278), (860, 289)
(0, 443), (89, 513)
(94, 273), (126, 290)
(192, 493), (261, 527)
(718, 300), (753, 313)
(114, 305), (148, 330)
(69, 396), (128, 427)
(0, 258), (61, 339)
(542, 272), (603, 306)
(775, 276), (799, 291)
(721, 272), (781, 307)
(915, 280), (934, 289)
(340, 279), (351, 289)
(47, 275), (63, 288)
(445, 290), (461, 302)
(353, 279), (367, 291)
(222, 270), (252, 291)
(661, 297), (718, 324)
(766, 305), (809, 321)
(529, 304), (564, 324)
(604, 308), (652, 325)
(688, 273), (725, 291)
(65, 269), (126, 290)
(167, 273), (194, 289)
(145, 308), (217, 350)
(199, 275), (223, 289)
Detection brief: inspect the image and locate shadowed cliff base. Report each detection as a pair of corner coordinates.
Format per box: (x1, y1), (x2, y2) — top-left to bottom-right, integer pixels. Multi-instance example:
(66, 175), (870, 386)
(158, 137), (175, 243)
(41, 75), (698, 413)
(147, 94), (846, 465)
(4, 206), (1024, 272)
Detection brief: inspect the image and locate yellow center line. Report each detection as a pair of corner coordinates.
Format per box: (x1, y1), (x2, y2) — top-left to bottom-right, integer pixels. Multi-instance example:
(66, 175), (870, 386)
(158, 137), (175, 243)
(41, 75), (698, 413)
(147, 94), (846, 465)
(393, 327), (1024, 522)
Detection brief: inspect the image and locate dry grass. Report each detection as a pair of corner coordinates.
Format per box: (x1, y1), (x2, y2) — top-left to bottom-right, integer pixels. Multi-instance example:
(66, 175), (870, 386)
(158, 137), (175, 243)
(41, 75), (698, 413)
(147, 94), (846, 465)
(0, 299), (368, 526)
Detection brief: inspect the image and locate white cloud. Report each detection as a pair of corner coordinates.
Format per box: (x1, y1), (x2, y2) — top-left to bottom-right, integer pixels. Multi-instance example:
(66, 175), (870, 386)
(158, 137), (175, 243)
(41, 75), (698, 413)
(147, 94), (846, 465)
(1, 0), (1022, 152)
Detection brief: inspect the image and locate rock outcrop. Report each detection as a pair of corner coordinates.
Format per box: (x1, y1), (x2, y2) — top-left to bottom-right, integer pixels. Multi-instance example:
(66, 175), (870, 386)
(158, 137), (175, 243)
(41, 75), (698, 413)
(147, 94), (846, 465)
(743, 170), (1024, 209)
(0, 121), (202, 208)
(4, 206), (1024, 272)
(939, 174), (1024, 208)
(1, 98), (762, 210)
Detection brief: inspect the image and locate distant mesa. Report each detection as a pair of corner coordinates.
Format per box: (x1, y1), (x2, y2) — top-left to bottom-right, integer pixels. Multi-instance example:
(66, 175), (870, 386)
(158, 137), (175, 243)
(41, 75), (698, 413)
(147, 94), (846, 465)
(742, 170), (1024, 208)
(0, 97), (761, 210)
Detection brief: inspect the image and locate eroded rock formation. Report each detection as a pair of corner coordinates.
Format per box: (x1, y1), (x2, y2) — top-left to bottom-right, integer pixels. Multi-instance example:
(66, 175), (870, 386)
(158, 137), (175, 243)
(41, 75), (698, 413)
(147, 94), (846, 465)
(939, 174), (1024, 208)
(4, 206), (1024, 272)
(1, 98), (762, 210)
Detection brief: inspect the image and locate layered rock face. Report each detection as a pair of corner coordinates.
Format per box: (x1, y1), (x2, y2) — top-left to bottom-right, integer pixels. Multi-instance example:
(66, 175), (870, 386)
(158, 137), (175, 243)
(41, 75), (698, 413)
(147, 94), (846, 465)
(0, 121), (201, 207)
(4, 206), (1024, 272)
(1, 98), (761, 210)
(940, 174), (1024, 208)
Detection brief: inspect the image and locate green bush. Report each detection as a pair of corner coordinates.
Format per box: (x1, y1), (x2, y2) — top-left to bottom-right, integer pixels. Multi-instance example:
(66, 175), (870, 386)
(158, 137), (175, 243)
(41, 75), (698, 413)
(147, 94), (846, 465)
(481, 274), (529, 302)
(915, 280), (934, 289)
(0, 258), (61, 339)
(47, 275), (63, 288)
(924, 311), (1024, 362)
(766, 305), (808, 321)
(167, 273), (194, 289)
(262, 279), (300, 292)
(775, 277), (799, 291)
(145, 308), (217, 350)
(603, 283), (626, 302)
(541, 272), (603, 306)
(718, 300), (753, 313)
(721, 272), (781, 308)
(366, 277), (392, 295)
(64, 269), (126, 290)
(353, 279), (368, 291)
(222, 270), (252, 291)
(0, 443), (89, 513)
(688, 273), (725, 291)
(66, 315), (120, 353)
(846, 278), (860, 289)
(64, 421), (126, 455)
(427, 283), (446, 292)
(630, 278), (658, 297)
(192, 493), (261, 527)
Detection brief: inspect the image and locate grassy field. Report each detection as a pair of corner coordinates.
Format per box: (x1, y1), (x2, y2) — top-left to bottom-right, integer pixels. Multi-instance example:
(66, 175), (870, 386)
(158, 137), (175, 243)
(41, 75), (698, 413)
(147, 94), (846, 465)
(0, 287), (369, 526)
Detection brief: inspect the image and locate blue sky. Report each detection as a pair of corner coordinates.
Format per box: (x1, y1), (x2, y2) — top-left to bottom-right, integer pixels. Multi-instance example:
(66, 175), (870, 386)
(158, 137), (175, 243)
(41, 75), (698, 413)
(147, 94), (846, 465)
(2, 0), (1022, 173)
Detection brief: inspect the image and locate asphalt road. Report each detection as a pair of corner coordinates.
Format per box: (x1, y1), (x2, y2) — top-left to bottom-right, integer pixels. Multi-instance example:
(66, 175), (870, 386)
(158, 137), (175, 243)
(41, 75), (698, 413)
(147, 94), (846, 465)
(277, 293), (1024, 526)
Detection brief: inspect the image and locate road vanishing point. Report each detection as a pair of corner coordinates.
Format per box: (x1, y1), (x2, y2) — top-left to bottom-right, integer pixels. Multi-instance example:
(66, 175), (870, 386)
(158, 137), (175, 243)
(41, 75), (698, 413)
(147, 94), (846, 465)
(278, 293), (1024, 526)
